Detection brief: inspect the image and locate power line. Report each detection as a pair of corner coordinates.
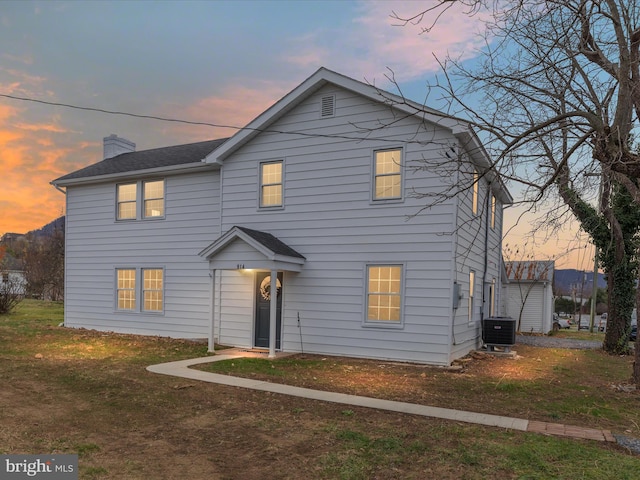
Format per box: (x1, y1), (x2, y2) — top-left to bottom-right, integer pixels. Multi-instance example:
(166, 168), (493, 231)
(0, 92), (434, 145)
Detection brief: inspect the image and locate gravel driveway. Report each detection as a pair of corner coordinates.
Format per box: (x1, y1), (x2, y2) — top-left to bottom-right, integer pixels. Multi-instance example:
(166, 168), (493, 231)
(516, 335), (603, 350)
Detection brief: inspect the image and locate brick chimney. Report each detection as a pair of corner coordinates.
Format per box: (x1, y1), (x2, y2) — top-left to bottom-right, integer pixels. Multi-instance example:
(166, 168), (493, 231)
(103, 134), (136, 160)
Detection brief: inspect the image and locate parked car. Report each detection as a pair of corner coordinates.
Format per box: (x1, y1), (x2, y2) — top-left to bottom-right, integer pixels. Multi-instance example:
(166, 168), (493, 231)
(631, 324), (637, 342)
(552, 314), (571, 330)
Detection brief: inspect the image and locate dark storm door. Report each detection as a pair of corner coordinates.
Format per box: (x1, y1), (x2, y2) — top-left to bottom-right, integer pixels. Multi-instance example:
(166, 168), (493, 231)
(254, 271), (283, 349)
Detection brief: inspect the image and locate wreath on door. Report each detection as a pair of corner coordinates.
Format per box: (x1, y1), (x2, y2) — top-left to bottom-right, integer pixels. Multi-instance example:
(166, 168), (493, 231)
(260, 276), (282, 301)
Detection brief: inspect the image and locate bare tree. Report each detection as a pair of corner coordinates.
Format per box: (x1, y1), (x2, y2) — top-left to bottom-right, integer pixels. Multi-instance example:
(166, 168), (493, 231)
(390, 1), (640, 379)
(22, 228), (64, 301)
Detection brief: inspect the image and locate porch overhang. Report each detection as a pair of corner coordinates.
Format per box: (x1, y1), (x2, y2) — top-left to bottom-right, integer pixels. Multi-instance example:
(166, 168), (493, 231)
(198, 226), (306, 272)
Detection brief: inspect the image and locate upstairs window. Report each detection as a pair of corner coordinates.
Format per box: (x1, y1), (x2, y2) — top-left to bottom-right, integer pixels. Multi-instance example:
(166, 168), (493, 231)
(117, 183), (137, 220)
(490, 194), (496, 229)
(116, 180), (165, 220)
(144, 180), (165, 218)
(260, 161), (283, 208)
(373, 149), (402, 200)
(472, 169), (479, 215)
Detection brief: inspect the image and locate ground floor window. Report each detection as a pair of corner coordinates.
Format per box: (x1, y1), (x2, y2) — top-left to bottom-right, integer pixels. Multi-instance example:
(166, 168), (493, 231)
(116, 269), (136, 310)
(365, 265), (403, 324)
(143, 269), (164, 312)
(468, 270), (475, 324)
(116, 267), (164, 313)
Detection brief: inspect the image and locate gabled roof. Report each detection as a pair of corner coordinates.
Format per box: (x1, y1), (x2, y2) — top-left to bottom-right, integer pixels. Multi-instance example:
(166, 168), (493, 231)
(199, 226), (305, 272)
(203, 67), (512, 205)
(234, 227), (306, 259)
(52, 138), (228, 187)
(505, 261), (554, 282)
(205, 67), (461, 165)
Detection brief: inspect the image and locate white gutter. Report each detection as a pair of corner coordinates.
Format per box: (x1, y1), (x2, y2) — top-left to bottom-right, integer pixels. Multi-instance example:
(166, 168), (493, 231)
(51, 161), (218, 188)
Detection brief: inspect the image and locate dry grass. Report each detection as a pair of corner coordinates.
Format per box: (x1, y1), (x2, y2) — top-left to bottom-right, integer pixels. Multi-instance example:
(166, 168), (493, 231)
(2, 300), (640, 479)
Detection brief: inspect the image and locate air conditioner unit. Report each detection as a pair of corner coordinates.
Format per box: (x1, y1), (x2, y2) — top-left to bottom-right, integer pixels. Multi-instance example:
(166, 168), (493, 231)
(482, 317), (516, 350)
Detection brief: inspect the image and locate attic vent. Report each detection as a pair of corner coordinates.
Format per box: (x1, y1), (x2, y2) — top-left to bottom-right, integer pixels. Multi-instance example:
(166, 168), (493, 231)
(321, 95), (335, 117)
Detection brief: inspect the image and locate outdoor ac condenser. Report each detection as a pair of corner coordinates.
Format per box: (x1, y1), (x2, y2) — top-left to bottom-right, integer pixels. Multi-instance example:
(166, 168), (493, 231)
(482, 317), (516, 349)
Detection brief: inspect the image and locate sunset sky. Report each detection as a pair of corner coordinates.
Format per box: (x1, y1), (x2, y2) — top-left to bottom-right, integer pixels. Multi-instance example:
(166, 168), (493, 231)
(0, 0), (596, 270)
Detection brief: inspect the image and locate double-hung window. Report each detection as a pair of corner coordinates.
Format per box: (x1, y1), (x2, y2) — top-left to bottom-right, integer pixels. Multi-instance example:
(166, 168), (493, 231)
(116, 268), (164, 313)
(144, 181), (165, 218)
(472, 169), (479, 215)
(490, 194), (496, 229)
(373, 149), (403, 200)
(116, 180), (165, 220)
(116, 269), (136, 310)
(260, 161), (283, 208)
(143, 269), (164, 312)
(117, 184), (137, 220)
(468, 270), (476, 324)
(366, 265), (403, 324)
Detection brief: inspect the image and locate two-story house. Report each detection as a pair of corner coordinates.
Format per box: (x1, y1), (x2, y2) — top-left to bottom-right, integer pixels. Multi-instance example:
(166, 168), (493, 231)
(52, 68), (512, 365)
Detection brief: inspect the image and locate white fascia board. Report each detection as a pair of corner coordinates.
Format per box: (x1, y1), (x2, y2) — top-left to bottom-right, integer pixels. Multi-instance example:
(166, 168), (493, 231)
(455, 127), (514, 205)
(199, 227), (272, 260)
(51, 161), (217, 188)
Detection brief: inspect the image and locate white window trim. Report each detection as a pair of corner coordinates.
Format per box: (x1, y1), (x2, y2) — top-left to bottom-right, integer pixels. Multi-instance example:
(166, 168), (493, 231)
(371, 147), (404, 203)
(363, 263), (405, 329)
(115, 179), (166, 222)
(258, 159), (285, 210)
(114, 267), (165, 314)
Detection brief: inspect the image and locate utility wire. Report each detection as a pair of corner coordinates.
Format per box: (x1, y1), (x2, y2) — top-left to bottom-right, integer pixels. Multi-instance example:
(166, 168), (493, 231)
(0, 92), (434, 145)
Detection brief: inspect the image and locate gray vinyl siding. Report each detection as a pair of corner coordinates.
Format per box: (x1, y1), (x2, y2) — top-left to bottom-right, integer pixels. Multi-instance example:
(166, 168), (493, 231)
(218, 84), (460, 364)
(64, 169), (220, 337)
(62, 78), (508, 365)
(449, 159), (505, 362)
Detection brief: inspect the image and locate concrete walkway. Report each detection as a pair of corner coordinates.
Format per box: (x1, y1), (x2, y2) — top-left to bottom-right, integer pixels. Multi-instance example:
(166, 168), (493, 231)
(146, 350), (615, 444)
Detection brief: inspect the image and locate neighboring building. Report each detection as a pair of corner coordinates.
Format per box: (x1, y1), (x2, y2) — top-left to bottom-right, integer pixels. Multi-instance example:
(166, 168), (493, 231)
(0, 270), (27, 296)
(51, 67), (512, 365)
(503, 260), (555, 333)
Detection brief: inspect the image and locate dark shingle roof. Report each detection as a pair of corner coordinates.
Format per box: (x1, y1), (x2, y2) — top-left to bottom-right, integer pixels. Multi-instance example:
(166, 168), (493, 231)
(53, 138), (228, 183)
(236, 226), (306, 259)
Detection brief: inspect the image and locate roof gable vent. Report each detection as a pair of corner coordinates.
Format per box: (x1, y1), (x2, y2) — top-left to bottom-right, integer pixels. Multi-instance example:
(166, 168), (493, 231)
(321, 95), (335, 118)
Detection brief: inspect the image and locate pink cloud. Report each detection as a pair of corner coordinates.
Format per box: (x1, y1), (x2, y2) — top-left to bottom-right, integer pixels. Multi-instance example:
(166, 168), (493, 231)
(281, 1), (491, 86)
(166, 81), (291, 142)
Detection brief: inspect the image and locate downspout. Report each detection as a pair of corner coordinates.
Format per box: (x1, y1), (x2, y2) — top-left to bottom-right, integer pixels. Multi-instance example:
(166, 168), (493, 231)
(208, 269), (216, 353)
(449, 146), (461, 358)
(268, 269), (278, 358)
(52, 184), (67, 195)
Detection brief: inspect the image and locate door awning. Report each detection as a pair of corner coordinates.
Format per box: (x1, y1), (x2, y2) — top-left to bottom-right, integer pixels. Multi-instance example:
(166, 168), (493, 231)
(198, 226), (306, 272)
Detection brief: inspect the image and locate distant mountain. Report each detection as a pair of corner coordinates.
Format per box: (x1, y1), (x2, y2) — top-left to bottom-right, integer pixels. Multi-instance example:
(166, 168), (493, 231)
(553, 269), (606, 296)
(28, 216), (65, 238)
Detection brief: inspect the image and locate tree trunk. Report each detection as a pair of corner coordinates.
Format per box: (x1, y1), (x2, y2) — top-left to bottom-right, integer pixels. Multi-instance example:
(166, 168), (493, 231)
(603, 254), (635, 354)
(633, 272), (640, 383)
